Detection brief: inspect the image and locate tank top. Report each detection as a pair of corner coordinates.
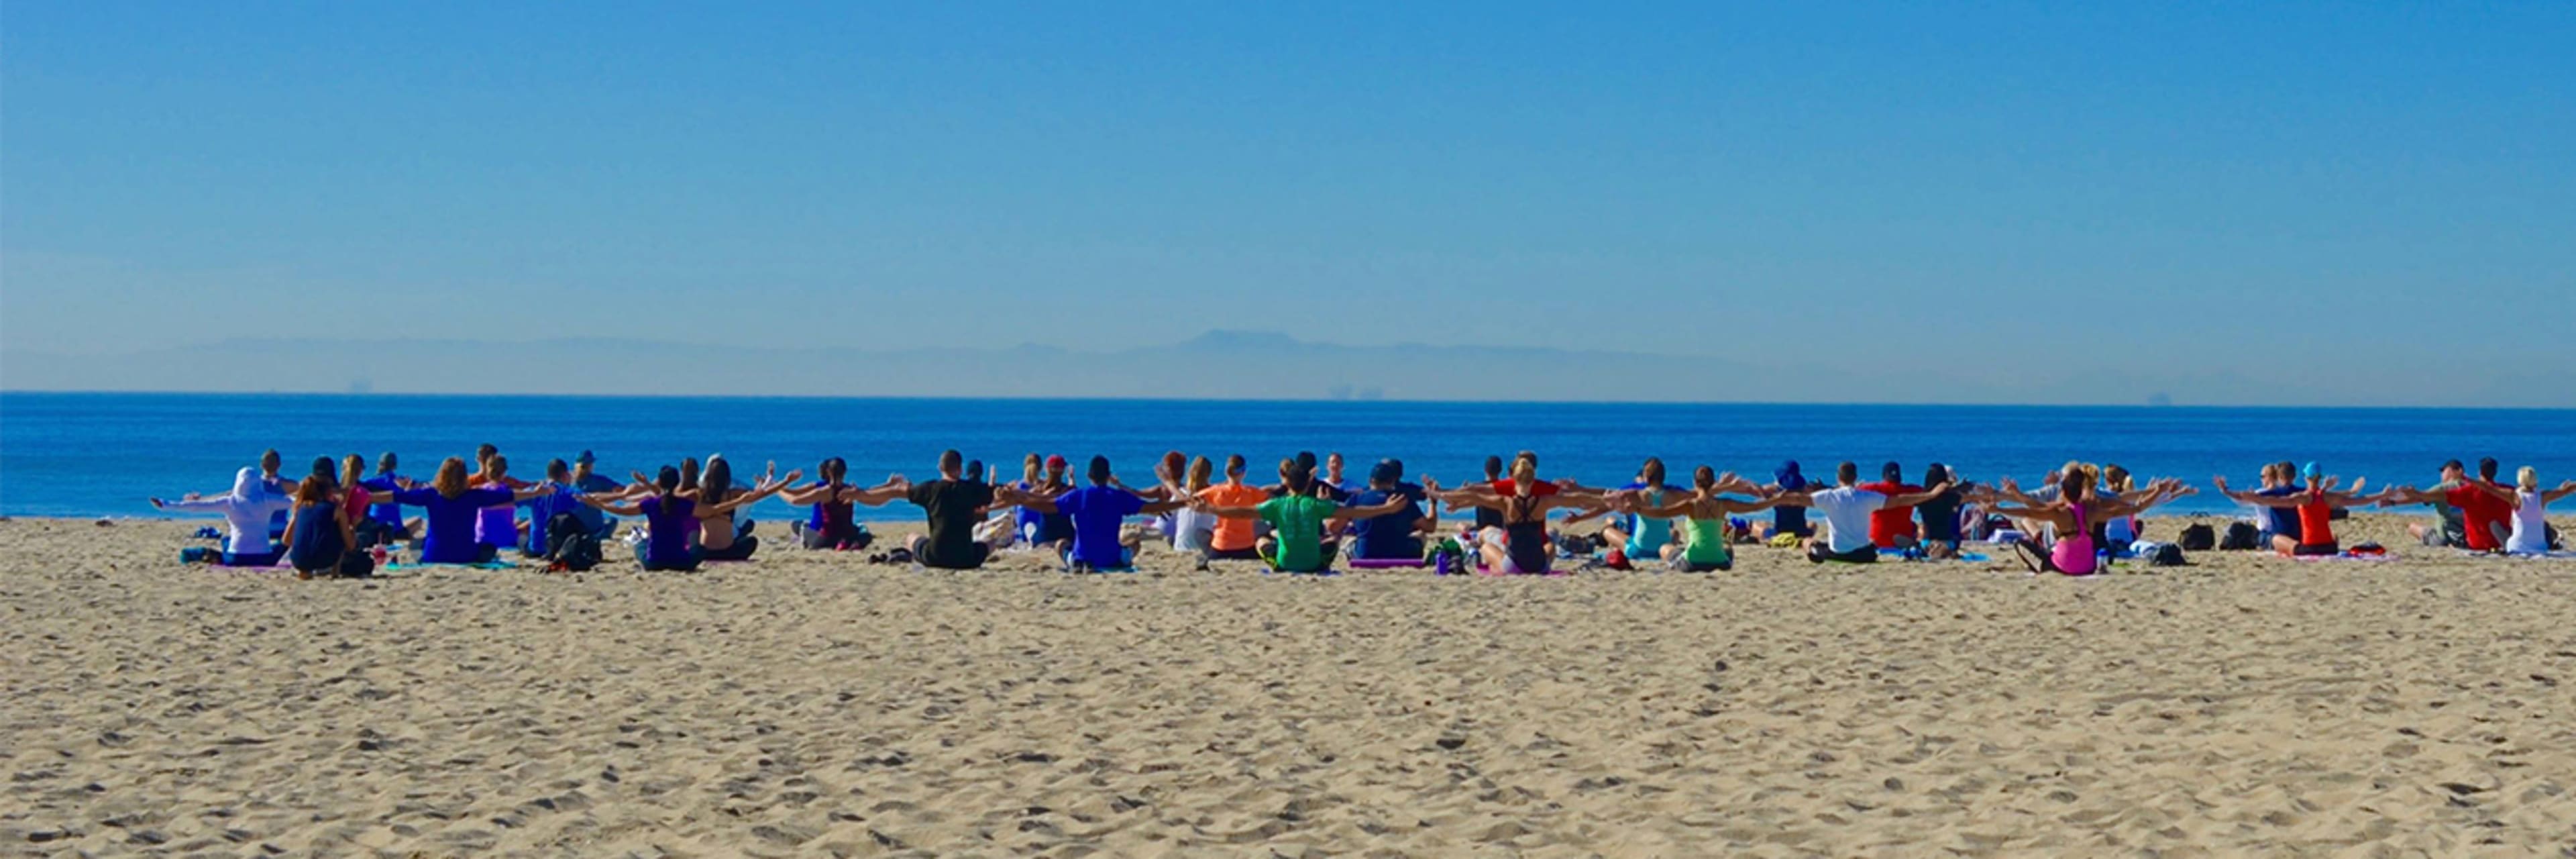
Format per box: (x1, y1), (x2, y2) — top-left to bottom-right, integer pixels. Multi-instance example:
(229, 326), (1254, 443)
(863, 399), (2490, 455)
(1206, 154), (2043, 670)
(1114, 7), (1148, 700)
(1503, 495), (1550, 573)
(812, 483), (855, 534)
(2296, 493), (2336, 547)
(1623, 488), (1675, 555)
(2051, 503), (2098, 576)
(1682, 512), (1731, 566)
(2506, 490), (2548, 554)
(474, 481), (515, 546)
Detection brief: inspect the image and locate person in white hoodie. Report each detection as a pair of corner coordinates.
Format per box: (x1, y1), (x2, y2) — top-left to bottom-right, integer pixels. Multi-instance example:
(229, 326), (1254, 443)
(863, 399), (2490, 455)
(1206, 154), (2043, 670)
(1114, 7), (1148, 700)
(155, 467), (296, 566)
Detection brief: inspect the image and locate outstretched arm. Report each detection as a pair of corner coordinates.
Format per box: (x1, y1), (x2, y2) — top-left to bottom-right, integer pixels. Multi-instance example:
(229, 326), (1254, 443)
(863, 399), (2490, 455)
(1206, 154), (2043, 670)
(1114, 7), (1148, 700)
(2373, 485), (2441, 507)
(2544, 481), (2576, 504)
(1193, 498), (1263, 519)
(1711, 494), (1792, 515)
(2211, 475), (2296, 507)
(580, 494), (646, 517)
(1884, 482), (1957, 509)
(779, 481), (840, 505)
(702, 471), (804, 516)
(1431, 485), (1503, 512)
(999, 485), (1060, 515)
(1328, 495), (1415, 523)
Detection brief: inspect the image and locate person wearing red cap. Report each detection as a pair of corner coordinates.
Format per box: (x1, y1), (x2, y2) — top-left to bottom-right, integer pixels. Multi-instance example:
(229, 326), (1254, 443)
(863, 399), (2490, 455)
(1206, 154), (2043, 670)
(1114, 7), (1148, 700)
(1004, 454), (1075, 552)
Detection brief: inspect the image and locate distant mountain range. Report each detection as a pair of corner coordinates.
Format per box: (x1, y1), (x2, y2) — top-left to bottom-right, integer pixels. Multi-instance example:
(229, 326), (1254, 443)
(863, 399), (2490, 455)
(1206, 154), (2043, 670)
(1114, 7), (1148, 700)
(4, 330), (2568, 406)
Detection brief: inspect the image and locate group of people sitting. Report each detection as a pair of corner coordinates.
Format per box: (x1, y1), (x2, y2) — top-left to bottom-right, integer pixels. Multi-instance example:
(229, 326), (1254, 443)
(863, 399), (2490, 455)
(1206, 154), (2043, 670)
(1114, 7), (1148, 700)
(154, 444), (2573, 578)
(2216, 456), (2570, 556)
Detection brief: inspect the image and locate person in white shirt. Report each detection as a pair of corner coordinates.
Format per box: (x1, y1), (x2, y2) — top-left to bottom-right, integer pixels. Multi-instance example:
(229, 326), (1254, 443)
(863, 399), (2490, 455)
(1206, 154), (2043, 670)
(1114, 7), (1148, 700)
(2456, 466), (2575, 555)
(1768, 461), (1953, 564)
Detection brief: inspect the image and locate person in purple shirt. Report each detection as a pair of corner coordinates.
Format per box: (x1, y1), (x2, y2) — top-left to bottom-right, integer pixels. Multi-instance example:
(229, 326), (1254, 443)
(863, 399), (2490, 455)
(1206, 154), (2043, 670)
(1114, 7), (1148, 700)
(581, 465), (773, 571)
(385, 458), (554, 564)
(1000, 456), (1188, 572)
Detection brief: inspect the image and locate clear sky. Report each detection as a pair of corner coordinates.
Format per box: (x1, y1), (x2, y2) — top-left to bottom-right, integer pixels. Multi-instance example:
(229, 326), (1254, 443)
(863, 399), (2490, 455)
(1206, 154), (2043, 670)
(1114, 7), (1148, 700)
(5, 3), (2571, 403)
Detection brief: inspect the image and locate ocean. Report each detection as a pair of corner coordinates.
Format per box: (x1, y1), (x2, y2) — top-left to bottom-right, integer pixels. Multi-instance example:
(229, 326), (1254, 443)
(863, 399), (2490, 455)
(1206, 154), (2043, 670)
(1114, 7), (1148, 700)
(5, 392), (2570, 523)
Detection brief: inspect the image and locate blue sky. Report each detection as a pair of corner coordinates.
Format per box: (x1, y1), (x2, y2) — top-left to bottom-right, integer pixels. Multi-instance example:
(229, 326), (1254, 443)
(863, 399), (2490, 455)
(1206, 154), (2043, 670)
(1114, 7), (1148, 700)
(5, 3), (2571, 403)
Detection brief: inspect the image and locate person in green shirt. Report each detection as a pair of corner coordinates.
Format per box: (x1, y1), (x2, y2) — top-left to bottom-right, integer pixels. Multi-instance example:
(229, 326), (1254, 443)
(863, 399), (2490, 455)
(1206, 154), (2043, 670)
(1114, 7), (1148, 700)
(1195, 458), (1413, 573)
(1610, 466), (1796, 572)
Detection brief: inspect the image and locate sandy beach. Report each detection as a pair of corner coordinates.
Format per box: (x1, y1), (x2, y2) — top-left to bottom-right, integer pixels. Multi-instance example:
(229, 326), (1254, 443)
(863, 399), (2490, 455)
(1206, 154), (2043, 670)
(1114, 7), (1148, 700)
(4, 511), (2573, 856)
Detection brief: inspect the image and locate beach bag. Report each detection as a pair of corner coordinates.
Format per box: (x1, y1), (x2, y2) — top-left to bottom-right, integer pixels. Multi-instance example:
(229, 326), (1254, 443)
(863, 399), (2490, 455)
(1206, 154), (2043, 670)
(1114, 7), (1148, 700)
(545, 513), (603, 572)
(2178, 523), (2216, 551)
(2143, 542), (2186, 566)
(2219, 521), (2260, 551)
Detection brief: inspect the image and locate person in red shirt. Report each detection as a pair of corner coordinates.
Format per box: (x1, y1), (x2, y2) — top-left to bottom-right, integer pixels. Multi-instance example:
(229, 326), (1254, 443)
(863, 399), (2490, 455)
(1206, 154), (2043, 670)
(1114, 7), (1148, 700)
(2218, 466), (2394, 556)
(2383, 458), (2513, 552)
(1485, 450), (1562, 498)
(1856, 461), (1923, 549)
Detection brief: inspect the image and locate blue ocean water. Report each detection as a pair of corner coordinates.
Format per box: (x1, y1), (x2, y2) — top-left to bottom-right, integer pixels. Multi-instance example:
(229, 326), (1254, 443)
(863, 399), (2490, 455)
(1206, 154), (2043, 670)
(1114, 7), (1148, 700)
(5, 393), (2571, 523)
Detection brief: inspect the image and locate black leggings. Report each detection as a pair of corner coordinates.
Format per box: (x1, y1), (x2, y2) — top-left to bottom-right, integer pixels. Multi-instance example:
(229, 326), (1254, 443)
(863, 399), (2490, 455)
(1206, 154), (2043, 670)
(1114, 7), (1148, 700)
(801, 525), (871, 550)
(702, 536), (760, 562)
(1807, 543), (1878, 564)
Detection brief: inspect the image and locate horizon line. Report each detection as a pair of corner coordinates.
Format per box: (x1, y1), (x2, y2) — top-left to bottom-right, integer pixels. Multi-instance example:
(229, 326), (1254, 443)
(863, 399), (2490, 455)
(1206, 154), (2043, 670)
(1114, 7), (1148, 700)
(6, 389), (2573, 413)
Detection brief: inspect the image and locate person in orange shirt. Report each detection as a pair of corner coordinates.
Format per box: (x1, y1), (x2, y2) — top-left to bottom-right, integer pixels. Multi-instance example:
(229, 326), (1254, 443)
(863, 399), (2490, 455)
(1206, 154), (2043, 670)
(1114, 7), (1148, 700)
(1195, 454), (1272, 561)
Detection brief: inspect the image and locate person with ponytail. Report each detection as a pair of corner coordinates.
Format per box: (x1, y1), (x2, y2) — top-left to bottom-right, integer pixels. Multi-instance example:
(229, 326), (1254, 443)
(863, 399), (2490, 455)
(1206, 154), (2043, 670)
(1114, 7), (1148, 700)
(1427, 456), (1607, 575)
(685, 456), (798, 561)
(1994, 470), (2195, 573)
(580, 465), (775, 570)
(782, 457), (907, 550)
(1608, 466), (1796, 572)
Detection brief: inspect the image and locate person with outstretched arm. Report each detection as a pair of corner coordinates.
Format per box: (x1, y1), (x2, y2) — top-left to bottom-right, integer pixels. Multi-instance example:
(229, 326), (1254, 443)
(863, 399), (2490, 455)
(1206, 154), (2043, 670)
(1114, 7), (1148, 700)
(1428, 457), (1609, 574)
(1765, 461), (1954, 564)
(2214, 464), (2392, 557)
(781, 457), (907, 550)
(891, 450), (1008, 570)
(1193, 460), (1414, 573)
(1607, 466), (1794, 572)
(997, 456), (1189, 572)
(1986, 472), (2192, 574)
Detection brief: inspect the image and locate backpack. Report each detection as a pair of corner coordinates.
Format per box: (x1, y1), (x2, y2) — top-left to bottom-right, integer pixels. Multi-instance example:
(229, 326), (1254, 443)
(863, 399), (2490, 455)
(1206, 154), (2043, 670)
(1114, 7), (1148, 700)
(545, 513), (604, 572)
(2178, 523), (2216, 551)
(2145, 543), (2186, 566)
(2218, 521), (2261, 551)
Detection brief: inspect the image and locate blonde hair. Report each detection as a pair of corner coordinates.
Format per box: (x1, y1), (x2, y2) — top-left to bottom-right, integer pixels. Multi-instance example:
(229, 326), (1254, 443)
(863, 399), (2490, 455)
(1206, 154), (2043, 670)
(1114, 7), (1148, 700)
(1186, 456), (1213, 494)
(2520, 466), (2539, 490)
(2103, 464), (2134, 494)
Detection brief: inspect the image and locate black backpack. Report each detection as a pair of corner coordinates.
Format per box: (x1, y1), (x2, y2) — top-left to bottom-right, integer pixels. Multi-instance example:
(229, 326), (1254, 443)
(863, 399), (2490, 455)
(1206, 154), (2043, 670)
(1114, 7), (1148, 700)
(2178, 523), (2216, 551)
(545, 513), (603, 572)
(2218, 521), (2261, 551)
(2147, 544), (2187, 566)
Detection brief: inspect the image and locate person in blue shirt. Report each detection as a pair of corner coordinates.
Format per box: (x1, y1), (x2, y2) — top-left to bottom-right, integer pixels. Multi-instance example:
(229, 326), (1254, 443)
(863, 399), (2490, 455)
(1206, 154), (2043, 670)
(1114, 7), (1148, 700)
(1564, 458), (1686, 566)
(357, 451), (421, 543)
(1345, 459), (1436, 561)
(519, 458), (590, 556)
(1002, 456), (1188, 572)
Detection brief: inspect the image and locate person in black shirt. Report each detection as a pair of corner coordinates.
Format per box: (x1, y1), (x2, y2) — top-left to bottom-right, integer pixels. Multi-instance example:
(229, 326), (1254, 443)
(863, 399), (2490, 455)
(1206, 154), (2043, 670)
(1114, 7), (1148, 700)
(1914, 462), (1970, 558)
(898, 450), (1002, 569)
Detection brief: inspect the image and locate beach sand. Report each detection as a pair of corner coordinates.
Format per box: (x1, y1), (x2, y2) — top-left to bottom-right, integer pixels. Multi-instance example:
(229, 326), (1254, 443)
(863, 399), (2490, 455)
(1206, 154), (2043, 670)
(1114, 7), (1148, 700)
(5, 512), (2573, 856)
